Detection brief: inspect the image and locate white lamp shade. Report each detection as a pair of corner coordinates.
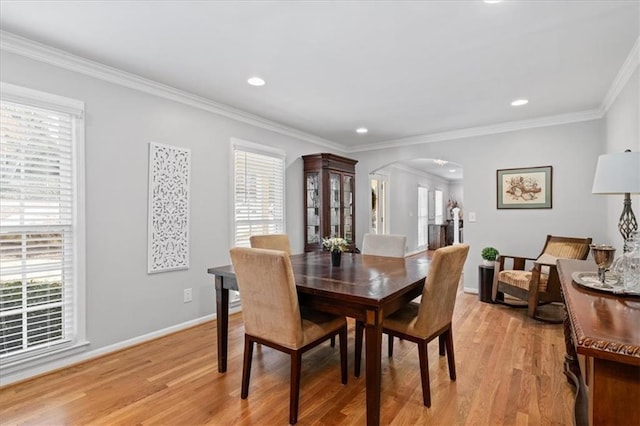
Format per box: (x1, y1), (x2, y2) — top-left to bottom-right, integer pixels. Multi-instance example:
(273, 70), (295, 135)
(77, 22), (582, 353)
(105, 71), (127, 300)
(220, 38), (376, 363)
(592, 151), (640, 194)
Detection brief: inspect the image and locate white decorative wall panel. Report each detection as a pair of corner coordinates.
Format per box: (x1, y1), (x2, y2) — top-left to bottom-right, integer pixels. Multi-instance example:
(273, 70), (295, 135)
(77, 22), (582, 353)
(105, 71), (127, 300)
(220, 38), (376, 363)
(148, 142), (191, 273)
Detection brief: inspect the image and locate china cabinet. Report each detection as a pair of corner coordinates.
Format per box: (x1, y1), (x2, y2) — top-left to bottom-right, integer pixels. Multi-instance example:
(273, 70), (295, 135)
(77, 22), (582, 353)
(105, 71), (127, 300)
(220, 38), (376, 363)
(302, 153), (357, 252)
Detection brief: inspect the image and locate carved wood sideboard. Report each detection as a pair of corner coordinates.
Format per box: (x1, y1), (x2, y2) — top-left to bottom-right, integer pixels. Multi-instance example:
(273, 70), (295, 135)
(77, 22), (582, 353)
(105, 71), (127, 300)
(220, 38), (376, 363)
(557, 259), (640, 426)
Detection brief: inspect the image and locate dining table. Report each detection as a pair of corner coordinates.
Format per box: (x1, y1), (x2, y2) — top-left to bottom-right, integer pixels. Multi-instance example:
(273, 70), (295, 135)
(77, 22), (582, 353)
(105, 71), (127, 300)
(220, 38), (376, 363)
(208, 250), (430, 426)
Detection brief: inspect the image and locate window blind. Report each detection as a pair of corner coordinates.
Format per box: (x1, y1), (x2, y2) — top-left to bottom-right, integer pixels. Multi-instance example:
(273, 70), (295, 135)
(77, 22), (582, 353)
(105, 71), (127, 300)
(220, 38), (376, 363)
(418, 187), (428, 247)
(233, 145), (285, 247)
(0, 100), (75, 358)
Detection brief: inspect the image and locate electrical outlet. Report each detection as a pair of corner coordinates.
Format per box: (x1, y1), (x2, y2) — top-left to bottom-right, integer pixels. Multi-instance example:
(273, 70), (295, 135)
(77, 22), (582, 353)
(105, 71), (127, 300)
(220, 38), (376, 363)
(183, 288), (193, 303)
(469, 212), (477, 222)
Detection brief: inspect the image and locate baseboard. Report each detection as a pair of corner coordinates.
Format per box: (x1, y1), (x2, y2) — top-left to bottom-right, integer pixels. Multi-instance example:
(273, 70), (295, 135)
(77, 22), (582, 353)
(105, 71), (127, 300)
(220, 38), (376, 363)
(1, 306), (242, 387)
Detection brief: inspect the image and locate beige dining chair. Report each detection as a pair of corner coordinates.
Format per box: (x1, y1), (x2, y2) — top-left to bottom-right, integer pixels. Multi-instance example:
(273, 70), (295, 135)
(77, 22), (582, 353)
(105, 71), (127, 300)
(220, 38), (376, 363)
(229, 247), (347, 425)
(249, 234), (292, 254)
(361, 233), (406, 258)
(355, 244), (469, 407)
(354, 233), (408, 371)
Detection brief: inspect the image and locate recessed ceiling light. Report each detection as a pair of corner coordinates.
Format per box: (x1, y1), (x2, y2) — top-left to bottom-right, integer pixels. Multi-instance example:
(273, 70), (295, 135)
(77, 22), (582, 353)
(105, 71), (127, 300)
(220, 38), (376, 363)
(356, 127), (368, 134)
(511, 99), (529, 106)
(247, 77), (265, 87)
(484, 1), (503, 4)
(433, 159), (448, 166)
(449, 169), (457, 173)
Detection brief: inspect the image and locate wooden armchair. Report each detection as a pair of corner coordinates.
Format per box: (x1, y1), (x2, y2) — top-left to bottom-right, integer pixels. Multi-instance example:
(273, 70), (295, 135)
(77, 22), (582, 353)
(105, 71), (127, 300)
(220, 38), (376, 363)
(491, 234), (592, 322)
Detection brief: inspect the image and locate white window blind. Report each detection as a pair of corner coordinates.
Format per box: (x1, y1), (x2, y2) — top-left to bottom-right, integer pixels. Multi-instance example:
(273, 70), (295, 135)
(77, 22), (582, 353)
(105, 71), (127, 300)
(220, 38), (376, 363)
(233, 144), (285, 247)
(418, 187), (428, 247)
(435, 190), (444, 225)
(0, 99), (76, 359)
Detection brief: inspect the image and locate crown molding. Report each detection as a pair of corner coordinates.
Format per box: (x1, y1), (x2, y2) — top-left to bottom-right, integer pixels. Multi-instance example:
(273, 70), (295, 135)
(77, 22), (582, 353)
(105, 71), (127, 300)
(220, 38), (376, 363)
(348, 37), (639, 153)
(388, 162), (456, 182)
(0, 31), (342, 151)
(1, 30), (630, 156)
(347, 109), (603, 153)
(601, 36), (639, 113)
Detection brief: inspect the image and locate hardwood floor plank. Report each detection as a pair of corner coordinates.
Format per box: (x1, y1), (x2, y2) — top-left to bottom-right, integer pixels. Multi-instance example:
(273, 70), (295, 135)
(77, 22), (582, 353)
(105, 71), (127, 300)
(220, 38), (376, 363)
(0, 270), (575, 425)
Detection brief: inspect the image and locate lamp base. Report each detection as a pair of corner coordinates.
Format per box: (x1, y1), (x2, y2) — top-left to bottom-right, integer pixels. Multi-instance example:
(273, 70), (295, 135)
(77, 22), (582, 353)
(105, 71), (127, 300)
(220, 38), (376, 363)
(619, 193), (638, 246)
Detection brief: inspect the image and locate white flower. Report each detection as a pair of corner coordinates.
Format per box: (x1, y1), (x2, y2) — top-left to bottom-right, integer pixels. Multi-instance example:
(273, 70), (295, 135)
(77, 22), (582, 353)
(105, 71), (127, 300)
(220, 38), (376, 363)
(322, 237), (348, 253)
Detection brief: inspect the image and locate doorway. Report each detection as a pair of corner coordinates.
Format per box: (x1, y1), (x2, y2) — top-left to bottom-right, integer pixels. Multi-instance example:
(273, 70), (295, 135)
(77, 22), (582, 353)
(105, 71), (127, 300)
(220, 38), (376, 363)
(369, 173), (389, 234)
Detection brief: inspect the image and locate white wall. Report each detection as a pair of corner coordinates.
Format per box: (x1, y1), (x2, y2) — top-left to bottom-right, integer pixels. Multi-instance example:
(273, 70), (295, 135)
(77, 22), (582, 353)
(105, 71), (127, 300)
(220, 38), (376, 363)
(352, 120), (608, 292)
(603, 68), (640, 252)
(0, 50), (338, 382)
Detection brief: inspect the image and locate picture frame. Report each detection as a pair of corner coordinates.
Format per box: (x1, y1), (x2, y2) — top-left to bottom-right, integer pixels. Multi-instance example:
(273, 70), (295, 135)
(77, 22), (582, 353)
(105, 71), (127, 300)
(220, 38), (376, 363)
(497, 165), (552, 209)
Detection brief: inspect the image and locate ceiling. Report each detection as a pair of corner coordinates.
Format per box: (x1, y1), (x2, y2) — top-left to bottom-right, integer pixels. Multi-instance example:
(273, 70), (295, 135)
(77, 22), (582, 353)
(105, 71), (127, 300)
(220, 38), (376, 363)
(1, 1), (638, 181)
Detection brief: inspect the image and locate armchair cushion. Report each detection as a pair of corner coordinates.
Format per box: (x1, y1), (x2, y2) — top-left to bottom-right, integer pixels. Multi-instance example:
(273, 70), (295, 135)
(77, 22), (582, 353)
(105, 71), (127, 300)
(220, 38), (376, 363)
(497, 270), (549, 292)
(544, 241), (587, 259)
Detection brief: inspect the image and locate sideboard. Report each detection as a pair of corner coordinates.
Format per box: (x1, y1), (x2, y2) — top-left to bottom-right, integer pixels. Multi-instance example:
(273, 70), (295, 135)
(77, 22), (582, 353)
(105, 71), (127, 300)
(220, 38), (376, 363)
(557, 259), (640, 426)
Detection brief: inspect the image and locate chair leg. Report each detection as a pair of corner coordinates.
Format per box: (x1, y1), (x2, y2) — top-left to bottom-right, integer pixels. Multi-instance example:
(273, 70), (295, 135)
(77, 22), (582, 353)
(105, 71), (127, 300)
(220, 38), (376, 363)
(354, 320), (363, 377)
(417, 340), (431, 407)
(339, 327), (348, 384)
(438, 334), (445, 356)
(241, 335), (254, 399)
(444, 328), (456, 381)
(528, 287), (541, 319)
(388, 334), (394, 357)
(290, 351), (302, 425)
(330, 336), (335, 347)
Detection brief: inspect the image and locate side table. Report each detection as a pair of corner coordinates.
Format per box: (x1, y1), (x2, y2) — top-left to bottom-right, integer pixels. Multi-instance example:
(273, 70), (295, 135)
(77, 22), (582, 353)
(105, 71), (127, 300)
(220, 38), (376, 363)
(478, 264), (495, 303)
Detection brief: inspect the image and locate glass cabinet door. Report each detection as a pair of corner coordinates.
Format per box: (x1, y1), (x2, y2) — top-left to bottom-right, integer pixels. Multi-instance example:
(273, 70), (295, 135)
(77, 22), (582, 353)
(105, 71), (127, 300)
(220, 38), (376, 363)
(306, 173), (320, 244)
(329, 173), (341, 237)
(343, 175), (353, 242)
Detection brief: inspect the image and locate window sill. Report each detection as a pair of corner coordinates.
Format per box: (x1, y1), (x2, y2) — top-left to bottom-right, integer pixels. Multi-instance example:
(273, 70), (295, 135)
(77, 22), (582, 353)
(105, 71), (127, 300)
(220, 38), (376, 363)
(0, 340), (91, 386)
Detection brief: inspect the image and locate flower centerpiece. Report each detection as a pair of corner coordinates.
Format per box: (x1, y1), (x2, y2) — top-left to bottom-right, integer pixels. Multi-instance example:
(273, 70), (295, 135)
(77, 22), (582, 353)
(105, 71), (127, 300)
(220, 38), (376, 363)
(323, 237), (348, 266)
(322, 237), (348, 253)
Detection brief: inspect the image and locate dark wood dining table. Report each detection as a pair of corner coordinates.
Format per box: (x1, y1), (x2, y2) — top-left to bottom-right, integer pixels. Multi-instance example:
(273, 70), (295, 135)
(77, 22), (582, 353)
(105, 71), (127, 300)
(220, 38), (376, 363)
(208, 251), (429, 426)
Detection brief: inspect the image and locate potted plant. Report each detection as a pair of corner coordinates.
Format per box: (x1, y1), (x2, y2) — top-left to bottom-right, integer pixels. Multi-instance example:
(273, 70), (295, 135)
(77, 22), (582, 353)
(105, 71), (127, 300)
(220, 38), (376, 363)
(481, 247), (499, 266)
(323, 237), (348, 266)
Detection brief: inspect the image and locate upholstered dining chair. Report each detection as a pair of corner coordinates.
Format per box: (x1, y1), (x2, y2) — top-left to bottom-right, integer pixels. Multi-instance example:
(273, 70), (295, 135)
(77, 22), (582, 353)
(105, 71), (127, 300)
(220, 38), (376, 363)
(355, 244), (469, 407)
(361, 233), (406, 258)
(491, 234), (592, 322)
(354, 233), (408, 368)
(249, 234), (292, 254)
(229, 247), (347, 425)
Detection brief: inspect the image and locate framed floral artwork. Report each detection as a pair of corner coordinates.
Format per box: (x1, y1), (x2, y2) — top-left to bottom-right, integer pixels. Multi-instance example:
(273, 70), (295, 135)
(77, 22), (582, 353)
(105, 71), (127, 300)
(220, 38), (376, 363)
(497, 166), (552, 209)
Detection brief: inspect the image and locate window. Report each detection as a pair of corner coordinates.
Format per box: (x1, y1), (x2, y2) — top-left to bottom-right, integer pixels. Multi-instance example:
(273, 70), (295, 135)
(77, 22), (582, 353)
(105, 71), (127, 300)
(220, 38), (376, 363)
(418, 186), (429, 247)
(232, 140), (285, 247)
(435, 190), (444, 225)
(0, 83), (85, 364)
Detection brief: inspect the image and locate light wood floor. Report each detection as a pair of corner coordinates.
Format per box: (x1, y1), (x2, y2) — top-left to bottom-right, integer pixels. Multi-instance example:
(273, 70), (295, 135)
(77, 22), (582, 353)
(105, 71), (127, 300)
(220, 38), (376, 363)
(0, 281), (575, 425)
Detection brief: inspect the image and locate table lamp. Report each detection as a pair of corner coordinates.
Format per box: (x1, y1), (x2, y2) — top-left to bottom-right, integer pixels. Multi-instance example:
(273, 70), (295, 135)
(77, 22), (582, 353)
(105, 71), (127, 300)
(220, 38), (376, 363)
(592, 150), (640, 243)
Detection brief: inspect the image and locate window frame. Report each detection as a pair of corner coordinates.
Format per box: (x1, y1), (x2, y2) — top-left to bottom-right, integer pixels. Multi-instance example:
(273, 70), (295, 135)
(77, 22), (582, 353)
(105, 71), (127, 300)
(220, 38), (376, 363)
(435, 189), (444, 225)
(417, 186), (429, 248)
(0, 82), (88, 376)
(230, 138), (286, 248)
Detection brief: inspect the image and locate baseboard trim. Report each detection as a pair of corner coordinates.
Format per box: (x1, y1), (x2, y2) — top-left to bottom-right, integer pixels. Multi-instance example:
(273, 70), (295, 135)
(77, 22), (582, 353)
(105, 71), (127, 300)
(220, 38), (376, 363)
(0, 307), (242, 387)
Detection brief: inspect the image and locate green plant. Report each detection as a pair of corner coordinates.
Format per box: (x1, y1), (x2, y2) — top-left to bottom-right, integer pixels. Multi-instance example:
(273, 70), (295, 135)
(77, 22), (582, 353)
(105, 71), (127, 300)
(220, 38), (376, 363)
(481, 246), (499, 261)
